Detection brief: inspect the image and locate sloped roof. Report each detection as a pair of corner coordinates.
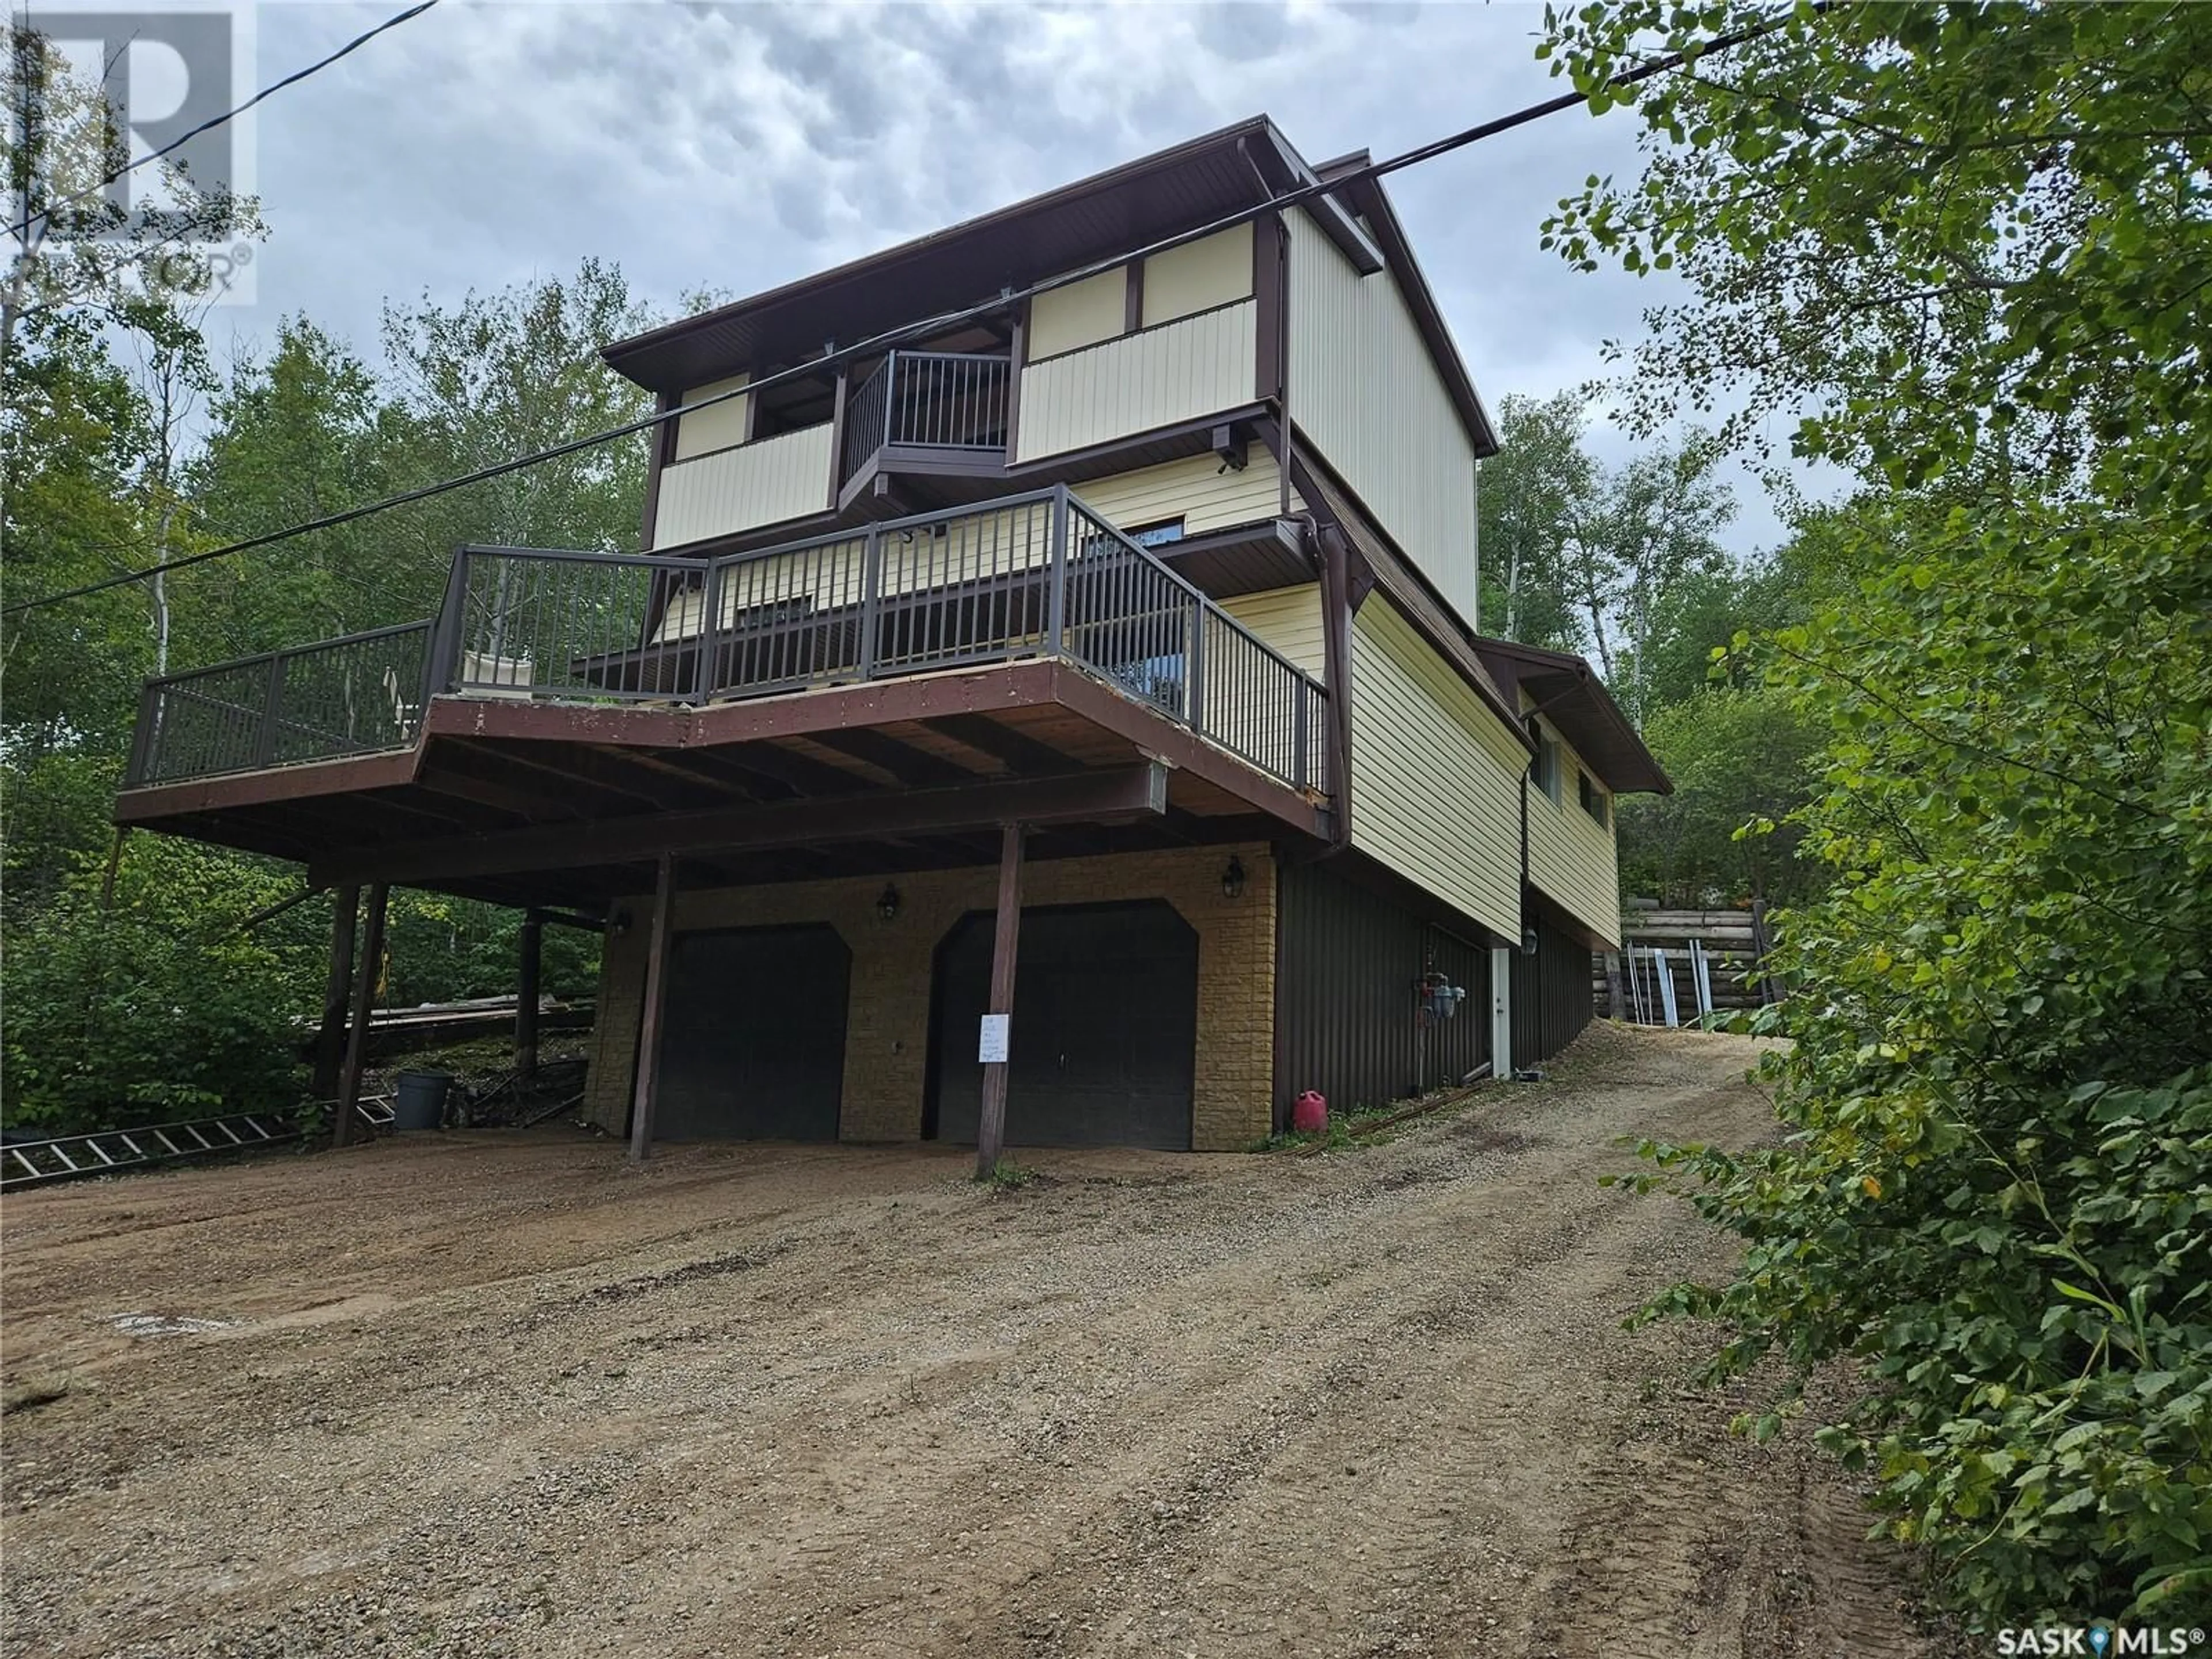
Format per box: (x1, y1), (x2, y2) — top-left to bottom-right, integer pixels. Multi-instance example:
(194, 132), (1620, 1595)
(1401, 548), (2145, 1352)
(1470, 638), (1674, 796)
(602, 116), (1495, 457)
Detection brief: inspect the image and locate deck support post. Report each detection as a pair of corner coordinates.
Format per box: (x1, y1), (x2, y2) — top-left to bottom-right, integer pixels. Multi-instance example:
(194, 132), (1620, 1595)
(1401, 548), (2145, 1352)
(334, 883), (389, 1146)
(517, 909), (544, 1085)
(628, 853), (679, 1162)
(974, 823), (1027, 1178)
(313, 884), (362, 1100)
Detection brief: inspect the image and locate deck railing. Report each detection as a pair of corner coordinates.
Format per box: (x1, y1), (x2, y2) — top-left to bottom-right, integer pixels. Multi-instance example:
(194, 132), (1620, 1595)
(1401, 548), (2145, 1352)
(126, 622), (433, 787)
(838, 350), (1011, 486)
(122, 488), (1330, 799)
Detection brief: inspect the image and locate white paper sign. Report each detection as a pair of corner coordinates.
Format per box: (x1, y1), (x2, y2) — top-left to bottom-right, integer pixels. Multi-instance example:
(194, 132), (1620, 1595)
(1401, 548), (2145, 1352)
(978, 1013), (1010, 1065)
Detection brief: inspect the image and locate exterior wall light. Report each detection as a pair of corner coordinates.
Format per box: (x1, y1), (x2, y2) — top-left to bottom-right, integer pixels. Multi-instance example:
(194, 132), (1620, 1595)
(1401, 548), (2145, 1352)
(1521, 926), (1540, 957)
(1221, 856), (1247, 900)
(876, 884), (902, 923)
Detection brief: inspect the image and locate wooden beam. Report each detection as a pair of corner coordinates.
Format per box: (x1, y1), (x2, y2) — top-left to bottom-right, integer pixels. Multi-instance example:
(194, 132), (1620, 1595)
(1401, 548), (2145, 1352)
(805, 728), (978, 789)
(974, 823), (1026, 1178)
(313, 763), (1168, 887)
(415, 764), (578, 821)
(334, 882), (388, 1147)
(931, 713), (1069, 777)
(311, 884), (361, 1100)
(517, 911), (544, 1084)
(628, 854), (677, 1162)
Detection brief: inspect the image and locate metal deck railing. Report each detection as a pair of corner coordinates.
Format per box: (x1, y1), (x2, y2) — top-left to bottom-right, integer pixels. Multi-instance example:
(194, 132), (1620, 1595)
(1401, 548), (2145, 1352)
(123, 487), (1330, 799)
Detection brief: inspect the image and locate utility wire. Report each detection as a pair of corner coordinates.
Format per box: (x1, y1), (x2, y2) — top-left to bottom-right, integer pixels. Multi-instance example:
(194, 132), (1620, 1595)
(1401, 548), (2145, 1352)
(2, 5), (1815, 621)
(8, 1), (442, 242)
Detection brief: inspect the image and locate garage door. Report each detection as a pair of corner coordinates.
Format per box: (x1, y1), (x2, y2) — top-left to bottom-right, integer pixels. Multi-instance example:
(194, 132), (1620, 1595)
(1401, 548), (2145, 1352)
(930, 901), (1198, 1150)
(651, 924), (850, 1141)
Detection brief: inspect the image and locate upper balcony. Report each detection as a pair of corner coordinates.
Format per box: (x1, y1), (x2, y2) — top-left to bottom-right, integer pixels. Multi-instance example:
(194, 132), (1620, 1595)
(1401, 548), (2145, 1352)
(647, 292), (1261, 554)
(116, 488), (1331, 907)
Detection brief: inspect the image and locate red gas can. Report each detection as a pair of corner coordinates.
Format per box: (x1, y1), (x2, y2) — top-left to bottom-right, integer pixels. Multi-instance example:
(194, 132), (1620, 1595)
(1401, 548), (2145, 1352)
(1291, 1090), (1328, 1135)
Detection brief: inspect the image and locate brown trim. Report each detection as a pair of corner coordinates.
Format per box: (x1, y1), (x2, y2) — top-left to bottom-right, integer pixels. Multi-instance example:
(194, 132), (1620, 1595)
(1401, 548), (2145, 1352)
(1315, 522), (1354, 851)
(1018, 296), (1253, 370)
(1003, 402), (1269, 481)
(1124, 260), (1144, 334)
(933, 711), (1069, 777)
(1005, 300), (1027, 453)
(310, 763), (1169, 887)
(116, 748), (423, 822)
(824, 366), (849, 511)
(641, 391), (674, 550)
(1253, 211), (1285, 406)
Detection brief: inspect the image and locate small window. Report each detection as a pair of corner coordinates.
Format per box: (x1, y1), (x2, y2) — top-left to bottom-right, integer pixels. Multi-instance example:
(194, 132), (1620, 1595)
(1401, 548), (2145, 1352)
(1578, 770), (1609, 827)
(1124, 517), (1186, 550)
(1532, 730), (1562, 803)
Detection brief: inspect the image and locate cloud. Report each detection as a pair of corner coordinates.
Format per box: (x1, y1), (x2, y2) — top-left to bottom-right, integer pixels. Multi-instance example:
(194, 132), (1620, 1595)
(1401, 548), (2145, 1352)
(221, 0), (1813, 551)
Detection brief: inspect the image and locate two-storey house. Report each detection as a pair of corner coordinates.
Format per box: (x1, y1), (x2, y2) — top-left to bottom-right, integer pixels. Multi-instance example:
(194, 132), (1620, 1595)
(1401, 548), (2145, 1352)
(114, 117), (1669, 1155)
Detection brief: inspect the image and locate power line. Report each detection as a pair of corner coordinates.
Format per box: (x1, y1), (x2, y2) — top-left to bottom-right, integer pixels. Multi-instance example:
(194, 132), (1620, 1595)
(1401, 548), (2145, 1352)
(8, 1), (442, 243)
(2, 5), (1816, 621)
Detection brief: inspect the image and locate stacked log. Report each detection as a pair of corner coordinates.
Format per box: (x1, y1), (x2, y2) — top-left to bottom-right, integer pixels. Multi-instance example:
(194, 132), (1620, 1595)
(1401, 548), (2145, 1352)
(1591, 907), (1777, 1025)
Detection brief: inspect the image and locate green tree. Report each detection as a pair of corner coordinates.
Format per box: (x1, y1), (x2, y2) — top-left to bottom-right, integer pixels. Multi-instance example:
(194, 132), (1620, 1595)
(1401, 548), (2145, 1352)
(1615, 685), (1820, 908)
(1477, 390), (1593, 649)
(1546, 0), (2212, 1621)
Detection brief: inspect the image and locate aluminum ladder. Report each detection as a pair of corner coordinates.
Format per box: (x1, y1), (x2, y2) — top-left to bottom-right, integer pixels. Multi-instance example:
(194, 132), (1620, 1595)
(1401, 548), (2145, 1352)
(0, 1094), (392, 1191)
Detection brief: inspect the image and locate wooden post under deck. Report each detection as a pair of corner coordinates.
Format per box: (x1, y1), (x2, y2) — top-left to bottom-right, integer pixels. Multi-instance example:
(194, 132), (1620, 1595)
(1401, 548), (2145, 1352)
(312, 884), (361, 1100)
(628, 853), (679, 1162)
(516, 910), (544, 1085)
(974, 823), (1027, 1178)
(334, 882), (388, 1147)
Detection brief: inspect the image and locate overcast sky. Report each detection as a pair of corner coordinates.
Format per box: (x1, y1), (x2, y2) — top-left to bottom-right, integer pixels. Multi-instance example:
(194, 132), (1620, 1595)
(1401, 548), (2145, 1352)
(176, 1), (1796, 553)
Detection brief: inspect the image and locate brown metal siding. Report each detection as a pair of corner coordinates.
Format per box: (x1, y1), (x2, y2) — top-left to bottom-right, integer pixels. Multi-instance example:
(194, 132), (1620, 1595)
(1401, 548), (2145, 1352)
(1274, 859), (1490, 1127)
(1512, 910), (1594, 1065)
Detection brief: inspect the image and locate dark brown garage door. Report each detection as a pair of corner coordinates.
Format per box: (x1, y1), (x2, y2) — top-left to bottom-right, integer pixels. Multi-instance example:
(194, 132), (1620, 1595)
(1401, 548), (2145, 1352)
(929, 900), (1198, 1151)
(650, 924), (850, 1141)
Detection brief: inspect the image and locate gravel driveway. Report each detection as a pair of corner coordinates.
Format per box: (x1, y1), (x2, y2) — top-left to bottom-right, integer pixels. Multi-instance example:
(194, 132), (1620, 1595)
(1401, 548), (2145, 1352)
(0, 1024), (1929, 1657)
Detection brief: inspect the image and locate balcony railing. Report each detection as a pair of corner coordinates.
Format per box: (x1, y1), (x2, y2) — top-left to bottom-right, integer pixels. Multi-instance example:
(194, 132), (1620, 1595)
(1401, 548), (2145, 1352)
(838, 350), (1011, 486)
(122, 488), (1330, 801)
(127, 622), (433, 787)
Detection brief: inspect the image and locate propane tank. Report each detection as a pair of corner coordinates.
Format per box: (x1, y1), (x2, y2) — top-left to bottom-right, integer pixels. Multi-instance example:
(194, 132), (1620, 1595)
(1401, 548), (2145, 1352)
(1291, 1090), (1328, 1135)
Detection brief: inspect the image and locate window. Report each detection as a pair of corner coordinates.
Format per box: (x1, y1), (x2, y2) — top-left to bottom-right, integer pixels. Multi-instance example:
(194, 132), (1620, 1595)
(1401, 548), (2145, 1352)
(1578, 770), (1609, 828)
(1123, 517), (1186, 550)
(1531, 729), (1562, 803)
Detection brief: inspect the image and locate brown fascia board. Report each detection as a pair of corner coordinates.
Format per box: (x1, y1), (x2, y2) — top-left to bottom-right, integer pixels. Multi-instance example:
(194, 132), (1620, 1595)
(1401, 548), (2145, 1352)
(1472, 636), (1675, 797)
(603, 116), (1380, 394)
(1312, 151), (1499, 459)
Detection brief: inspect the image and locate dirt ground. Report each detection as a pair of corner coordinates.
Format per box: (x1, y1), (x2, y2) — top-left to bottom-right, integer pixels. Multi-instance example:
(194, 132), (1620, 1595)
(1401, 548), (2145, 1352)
(1, 1025), (1933, 1658)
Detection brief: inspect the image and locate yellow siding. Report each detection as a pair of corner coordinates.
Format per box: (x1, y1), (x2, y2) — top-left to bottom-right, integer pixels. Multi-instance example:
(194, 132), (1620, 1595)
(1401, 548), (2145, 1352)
(1014, 301), (1257, 463)
(1220, 584), (1325, 680)
(652, 500), (1062, 645)
(1527, 719), (1622, 947)
(673, 373), (749, 461)
(1347, 597), (1524, 939)
(1286, 210), (1479, 627)
(650, 423), (834, 548)
(1071, 452), (1284, 537)
(1142, 224), (1252, 327)
(1028, 267), (1127, 360)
